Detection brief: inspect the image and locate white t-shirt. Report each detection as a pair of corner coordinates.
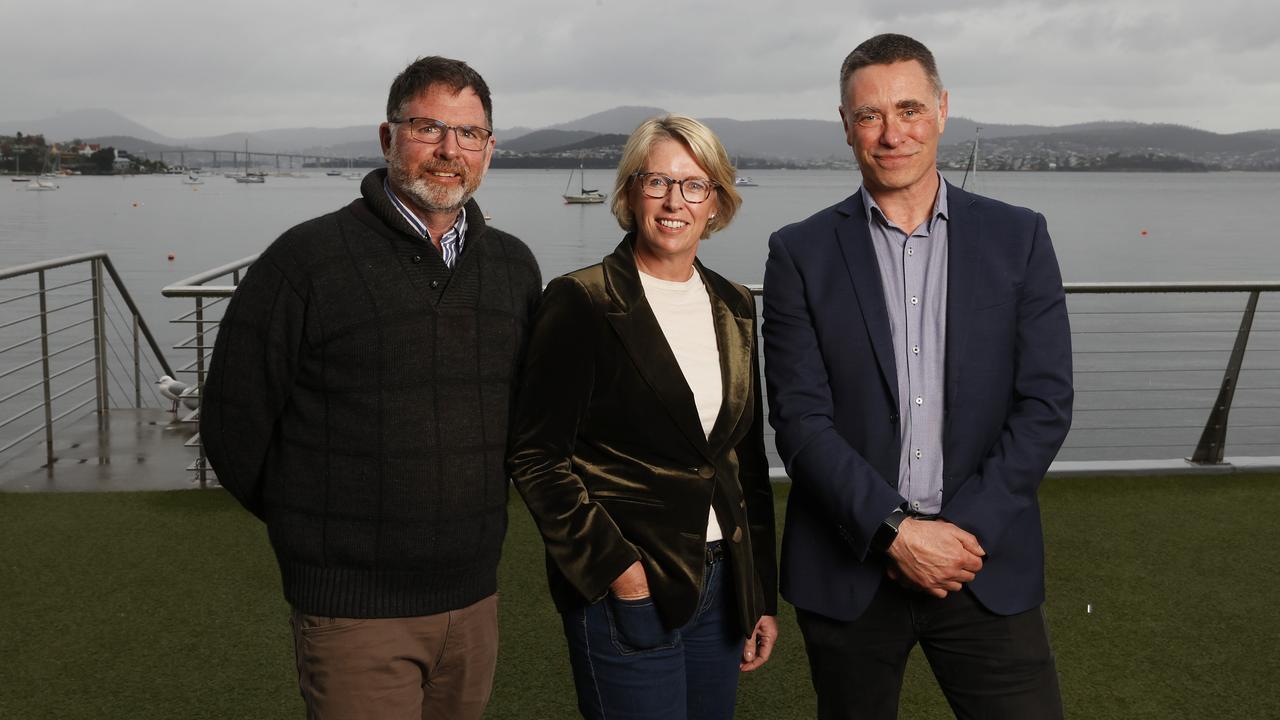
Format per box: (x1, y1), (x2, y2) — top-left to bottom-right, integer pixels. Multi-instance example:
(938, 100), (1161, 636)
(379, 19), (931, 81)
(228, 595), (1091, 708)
(639, 268), (724, 543)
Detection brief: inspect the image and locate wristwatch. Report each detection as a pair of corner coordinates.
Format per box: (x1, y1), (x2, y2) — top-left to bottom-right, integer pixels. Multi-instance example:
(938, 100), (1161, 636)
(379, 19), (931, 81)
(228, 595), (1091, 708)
(871, 510), (909, 554)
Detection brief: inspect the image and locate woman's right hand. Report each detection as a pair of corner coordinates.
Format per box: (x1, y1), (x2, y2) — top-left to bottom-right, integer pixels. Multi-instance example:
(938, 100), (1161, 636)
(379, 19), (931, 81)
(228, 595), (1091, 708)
(609, 561), (650, 600)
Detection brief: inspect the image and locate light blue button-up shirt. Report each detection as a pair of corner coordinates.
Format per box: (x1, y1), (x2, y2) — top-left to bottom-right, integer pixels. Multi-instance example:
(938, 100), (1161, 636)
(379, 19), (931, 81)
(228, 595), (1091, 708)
(861, 174), (949, 515)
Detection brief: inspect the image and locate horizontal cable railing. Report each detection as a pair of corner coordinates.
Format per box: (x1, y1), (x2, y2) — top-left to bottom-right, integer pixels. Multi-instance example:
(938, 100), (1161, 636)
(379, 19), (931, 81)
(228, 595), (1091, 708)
(743, 282), (1280, 467)
(165, 258), (1278, 485)
(0, 253), (175, 469)
(159, 255), (259, 485)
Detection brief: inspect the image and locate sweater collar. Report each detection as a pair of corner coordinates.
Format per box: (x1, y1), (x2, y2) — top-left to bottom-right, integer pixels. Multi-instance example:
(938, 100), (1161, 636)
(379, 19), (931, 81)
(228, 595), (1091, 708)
(358, 168), (488, 245)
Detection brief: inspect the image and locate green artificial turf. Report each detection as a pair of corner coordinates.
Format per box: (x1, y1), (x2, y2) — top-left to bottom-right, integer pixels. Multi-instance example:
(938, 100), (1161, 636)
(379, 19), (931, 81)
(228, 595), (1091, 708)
(2, 474), (1278, 719)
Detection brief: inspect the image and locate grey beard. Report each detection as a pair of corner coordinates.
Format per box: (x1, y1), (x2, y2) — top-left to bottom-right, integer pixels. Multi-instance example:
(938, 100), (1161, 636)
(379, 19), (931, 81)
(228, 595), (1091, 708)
(386, 144), (479, 214)
(397, 170), (470, 213)
(389, 158), (476, 211)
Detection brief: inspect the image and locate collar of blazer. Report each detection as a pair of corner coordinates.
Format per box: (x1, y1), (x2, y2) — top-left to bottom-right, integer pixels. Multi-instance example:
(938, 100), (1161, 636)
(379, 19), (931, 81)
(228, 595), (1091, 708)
(832, 181), (983, 413)
(600, 236), (756, 464)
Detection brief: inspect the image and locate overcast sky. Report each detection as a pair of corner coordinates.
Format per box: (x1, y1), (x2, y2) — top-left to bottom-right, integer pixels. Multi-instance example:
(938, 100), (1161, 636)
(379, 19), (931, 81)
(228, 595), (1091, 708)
(5, 0), (1278, 138)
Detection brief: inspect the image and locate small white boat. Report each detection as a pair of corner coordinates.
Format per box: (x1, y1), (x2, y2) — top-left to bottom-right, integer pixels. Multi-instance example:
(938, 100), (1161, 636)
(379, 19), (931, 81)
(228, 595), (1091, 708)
(27, 178), (59, 191)
(182, 174), (204, 185)
(734, 176), (758, 187)
(233, 139), (265, 183)
(326, 169), (343, 177)
(563, 165), (606, 204)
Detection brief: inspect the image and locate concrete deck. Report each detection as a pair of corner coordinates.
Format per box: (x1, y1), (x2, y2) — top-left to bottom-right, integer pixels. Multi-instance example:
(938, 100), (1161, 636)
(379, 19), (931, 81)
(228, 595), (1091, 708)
(0, 408), (210, 492)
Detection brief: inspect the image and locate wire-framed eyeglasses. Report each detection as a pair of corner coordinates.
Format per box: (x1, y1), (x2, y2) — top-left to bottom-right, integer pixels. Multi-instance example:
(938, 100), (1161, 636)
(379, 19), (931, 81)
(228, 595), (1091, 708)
(388, 117), (492, 151)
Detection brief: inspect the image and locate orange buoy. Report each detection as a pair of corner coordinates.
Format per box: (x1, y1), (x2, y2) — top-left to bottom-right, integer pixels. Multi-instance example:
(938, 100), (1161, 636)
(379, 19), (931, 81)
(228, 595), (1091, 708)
(167, 253), (175, 261)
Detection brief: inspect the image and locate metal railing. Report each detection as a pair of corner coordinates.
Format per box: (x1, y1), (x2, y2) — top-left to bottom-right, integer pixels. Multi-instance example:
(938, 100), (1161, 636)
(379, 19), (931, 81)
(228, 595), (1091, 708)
(744, 281), (1280, 467)
(160, 254), (259, 486)
(164, 258), (1279, 483)
(0, 253), (174, 468)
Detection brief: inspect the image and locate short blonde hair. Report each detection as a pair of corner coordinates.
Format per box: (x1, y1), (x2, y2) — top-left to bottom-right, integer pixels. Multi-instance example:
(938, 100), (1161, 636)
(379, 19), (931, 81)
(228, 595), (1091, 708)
(611, 115), (742, 239)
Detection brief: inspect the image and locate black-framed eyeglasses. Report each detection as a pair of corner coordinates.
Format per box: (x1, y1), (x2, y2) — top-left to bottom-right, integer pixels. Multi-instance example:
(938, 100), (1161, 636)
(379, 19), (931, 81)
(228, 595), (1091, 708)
(388, 117), (492, 151)
(631, 172), (717, 204)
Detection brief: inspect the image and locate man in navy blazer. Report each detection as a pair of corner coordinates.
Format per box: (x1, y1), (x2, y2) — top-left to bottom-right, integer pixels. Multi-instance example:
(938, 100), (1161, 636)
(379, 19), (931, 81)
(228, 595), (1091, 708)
(763, 34), (1072, 719)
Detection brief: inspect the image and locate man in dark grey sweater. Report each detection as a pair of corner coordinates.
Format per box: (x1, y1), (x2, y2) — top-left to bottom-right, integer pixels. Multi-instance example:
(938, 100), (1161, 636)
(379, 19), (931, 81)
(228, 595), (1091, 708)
(200, 56), (541, 720)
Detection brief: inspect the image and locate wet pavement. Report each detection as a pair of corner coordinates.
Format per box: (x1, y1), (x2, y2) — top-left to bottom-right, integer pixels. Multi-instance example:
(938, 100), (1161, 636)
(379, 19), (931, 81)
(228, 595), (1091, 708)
(0, 408), (211, 492)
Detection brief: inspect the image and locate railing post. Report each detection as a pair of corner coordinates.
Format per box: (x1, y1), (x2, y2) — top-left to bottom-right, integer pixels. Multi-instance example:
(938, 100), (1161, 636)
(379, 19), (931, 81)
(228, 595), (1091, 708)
(193, 297), (206, 384)
(38, 270), (55, 469)
(195, 296), (208, 488)
(90, 258), (108, 421)
(133, 312), (141, 408)
(1189, 290), (1260, 464)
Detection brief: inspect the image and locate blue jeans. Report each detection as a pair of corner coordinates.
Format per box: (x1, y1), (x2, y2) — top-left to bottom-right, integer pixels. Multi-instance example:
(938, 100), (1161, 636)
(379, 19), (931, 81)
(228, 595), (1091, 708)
(561, 543), (745, 720)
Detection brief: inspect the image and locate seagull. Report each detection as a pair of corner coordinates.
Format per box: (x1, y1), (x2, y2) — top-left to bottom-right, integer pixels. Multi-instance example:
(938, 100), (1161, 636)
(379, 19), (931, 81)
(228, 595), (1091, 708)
(155, 375), (199, 412)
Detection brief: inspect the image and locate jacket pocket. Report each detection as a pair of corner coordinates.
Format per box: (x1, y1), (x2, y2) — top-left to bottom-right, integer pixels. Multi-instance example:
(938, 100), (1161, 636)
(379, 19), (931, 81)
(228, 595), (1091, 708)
(593, 492), (666, 508)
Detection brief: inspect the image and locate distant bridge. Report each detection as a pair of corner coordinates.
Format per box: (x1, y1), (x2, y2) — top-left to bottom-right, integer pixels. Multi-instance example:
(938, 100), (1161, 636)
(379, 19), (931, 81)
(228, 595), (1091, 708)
(131, 148), (382, 170)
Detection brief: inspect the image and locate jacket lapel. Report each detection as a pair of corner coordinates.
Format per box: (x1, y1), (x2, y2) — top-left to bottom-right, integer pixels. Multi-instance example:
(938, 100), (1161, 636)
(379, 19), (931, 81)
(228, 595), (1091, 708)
(602, 239), (715, 460)
(944, 183), (979, 410)
(700, 264), (753, 454)
(834, 192), (900, 411)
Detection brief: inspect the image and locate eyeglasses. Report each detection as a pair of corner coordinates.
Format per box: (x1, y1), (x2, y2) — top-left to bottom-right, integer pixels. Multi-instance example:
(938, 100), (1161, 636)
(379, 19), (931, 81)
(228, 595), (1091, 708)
(388, 117), (493, 151)
(631, 172), (717, 204)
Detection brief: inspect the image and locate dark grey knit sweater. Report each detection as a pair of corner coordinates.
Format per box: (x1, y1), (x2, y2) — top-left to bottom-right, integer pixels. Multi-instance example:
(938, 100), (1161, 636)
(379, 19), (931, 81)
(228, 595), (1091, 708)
(201, 169), (542, 617)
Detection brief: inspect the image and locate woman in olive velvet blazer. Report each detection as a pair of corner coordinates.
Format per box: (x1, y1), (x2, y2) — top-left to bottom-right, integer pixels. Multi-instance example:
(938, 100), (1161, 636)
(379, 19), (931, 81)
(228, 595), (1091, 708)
(507, 116), (778, 720)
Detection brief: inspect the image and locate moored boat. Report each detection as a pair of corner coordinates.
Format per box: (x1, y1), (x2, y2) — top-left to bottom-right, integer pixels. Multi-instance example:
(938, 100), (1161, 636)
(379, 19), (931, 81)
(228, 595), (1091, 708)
(563, 165), (606, 204)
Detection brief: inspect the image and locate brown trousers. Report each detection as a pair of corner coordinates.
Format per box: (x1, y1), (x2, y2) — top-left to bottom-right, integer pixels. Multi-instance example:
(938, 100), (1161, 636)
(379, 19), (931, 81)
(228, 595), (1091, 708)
(291, 593), (499, 720)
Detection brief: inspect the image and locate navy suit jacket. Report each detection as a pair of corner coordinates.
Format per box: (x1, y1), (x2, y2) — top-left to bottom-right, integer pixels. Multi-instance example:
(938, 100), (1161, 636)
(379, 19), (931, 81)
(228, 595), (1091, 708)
(762, 181), (1073, 622)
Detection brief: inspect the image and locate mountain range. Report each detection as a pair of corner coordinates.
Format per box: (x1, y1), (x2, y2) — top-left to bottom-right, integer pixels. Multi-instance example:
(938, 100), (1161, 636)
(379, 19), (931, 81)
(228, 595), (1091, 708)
(4, 107), (1279, 169)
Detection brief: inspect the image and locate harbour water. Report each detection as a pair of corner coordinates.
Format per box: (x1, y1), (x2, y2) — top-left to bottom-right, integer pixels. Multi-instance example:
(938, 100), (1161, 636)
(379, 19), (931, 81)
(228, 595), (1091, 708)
(2, 169), (1279, 464)
(5, 170), (1280, 327)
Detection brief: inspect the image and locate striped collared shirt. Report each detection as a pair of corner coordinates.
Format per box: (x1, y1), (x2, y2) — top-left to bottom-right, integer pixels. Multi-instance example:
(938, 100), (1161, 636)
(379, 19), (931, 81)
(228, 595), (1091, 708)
(382, 177), (467, 268)
(861, 172), (949, 515)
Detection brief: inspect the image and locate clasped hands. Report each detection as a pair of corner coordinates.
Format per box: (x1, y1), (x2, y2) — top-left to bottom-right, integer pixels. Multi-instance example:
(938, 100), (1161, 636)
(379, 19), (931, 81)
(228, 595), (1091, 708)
(609, 560), (777, 671)
(884, 518), (985, 598)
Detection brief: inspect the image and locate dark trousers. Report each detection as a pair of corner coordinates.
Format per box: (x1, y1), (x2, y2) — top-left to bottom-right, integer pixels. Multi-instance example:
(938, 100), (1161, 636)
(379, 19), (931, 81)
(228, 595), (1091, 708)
(796, 581), (1063, 720)
(561, 542), (745, 720)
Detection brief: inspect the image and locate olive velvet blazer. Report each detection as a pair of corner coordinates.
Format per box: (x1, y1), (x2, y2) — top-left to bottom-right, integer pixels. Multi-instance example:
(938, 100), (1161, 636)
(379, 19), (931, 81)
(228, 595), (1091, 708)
(507, 238), (778, 635)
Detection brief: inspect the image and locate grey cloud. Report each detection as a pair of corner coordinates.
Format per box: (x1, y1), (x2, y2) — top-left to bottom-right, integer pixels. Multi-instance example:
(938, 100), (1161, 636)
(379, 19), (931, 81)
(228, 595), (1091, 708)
(2, 0), (1278, 136)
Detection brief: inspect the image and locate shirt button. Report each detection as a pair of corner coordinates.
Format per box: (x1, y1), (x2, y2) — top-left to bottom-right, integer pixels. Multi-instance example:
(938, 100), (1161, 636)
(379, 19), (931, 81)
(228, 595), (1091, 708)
(914, 448), (922, 459)
(915, 397), (923, 406)
(912, 344), (919, 355)
(907, 247), (914, 256)
(430, 280), (440, 289)
(911, 501), (921, 511)
(412, 255), (422, 264)
(910, 296), (919, 305)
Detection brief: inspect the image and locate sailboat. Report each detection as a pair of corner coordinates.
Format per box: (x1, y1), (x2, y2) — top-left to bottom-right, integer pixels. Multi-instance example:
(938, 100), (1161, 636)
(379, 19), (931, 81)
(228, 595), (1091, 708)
(26, 152), (59, 189)
(41, 150), (65, 178)
(563, 165), (606, 204)
(233, 139), (265, 183)
(10, 153), (30, 182)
